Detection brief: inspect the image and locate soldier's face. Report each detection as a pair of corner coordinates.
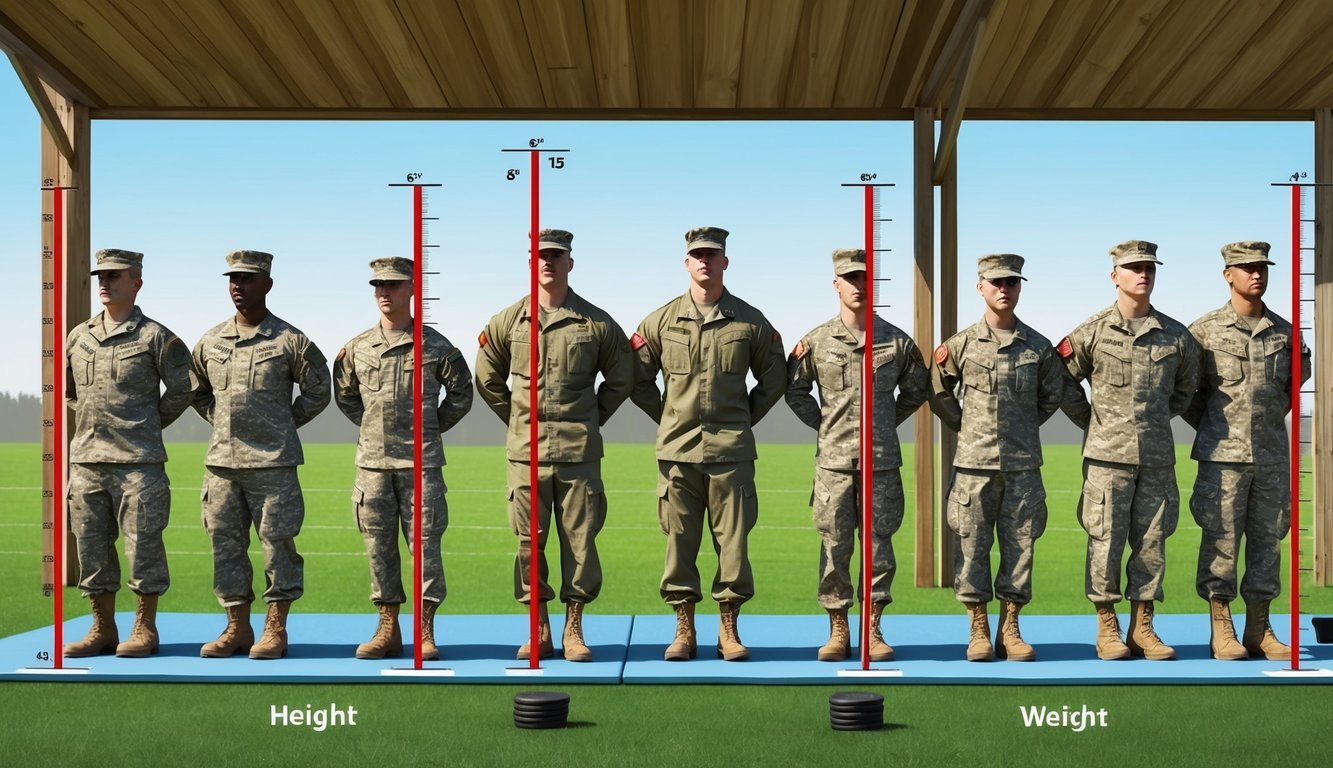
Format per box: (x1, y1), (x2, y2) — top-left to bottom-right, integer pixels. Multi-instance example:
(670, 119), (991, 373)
(1112, 262), (1155, 298)
(228, 272), (272, 311)
(835, 271), (866, 311)
(533, 249), (572, 288)
(1225, 263), (1267, 300)
(95, 270), (141, 309)
(373, 280), (413, 316)
(685, 248), (727, 286)
(978, 275), (1021, 312)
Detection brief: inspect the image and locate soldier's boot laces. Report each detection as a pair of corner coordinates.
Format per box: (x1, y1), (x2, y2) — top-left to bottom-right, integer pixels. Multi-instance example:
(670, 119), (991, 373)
(249, 601), (291, 660)
(664, 603), (697, 661)
(64, 592), (118, 658)
(1126, 600), (1175, 660)
(516, 602), (554, 660)
(1094, 602), (1131, 660)
(994, 600), (1036, 661)
(1242, 599), (1291, 660)
(419, 600), (441, 661)
(868, 602), (895, 662)
(1209, 599), (1248, 660)
(562, 602), (593, 662)
(115, 593), (160, 658)
(817, 609), (851, 661)
(355, 603), (403, 659)
(717, 601), (749, 661)
(200, 602), (253, 658)
(964, 602), (993, 662)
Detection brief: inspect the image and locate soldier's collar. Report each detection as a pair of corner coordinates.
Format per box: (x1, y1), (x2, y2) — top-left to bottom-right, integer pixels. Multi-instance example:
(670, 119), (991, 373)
(376, 323), (415, 348)
(1221, 300), (1274, 335)
(1110, 305), (1162, 334)
(677, 288), (734, 322)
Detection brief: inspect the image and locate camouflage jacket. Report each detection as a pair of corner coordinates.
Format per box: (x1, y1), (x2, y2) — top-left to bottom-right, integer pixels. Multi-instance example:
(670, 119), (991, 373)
(334, 323), (473, 470)
(1059, 303), (1201, 467)
(631, 289), (787, 463)
(66, 306), (194, 464)
(930, 317), (1063, 471)
(1184, 301), (1311, 464)
(785, 315), (928, 471)
(191, 312), (330, 468)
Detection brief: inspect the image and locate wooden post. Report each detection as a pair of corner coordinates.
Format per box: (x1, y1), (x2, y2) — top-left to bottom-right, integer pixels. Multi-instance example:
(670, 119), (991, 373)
(913, 107), (936, 587)
(1316, 107), (1332, 587)
(938, 152), (958, 587)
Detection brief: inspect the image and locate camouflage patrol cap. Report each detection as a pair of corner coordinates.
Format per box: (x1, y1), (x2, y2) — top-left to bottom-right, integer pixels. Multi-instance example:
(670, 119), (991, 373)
(832, 248), (867, 276)
(537, 228), (574, 252)
(977, 253), (1027, 281)
(368, 257), (413, 284)
(1110, 240), (1162, 267)
(685, 226), (729, 254)
(1221, 241), (1275, 267)
(91, 248), (143, 274)
(223, 250), (274, 275)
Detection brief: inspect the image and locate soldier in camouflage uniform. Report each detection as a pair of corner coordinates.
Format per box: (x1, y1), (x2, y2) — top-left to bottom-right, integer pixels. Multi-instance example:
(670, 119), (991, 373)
(475, 229), (633, 662)
(333, 258), (473, 660)
(63, 249), (194, 658)
(786, 248), (929, 662)
(631, 226), (787, 661)
(1184, 241), (1310, 660)
(1058, 240), (1201, 660)
(930, 254), (1064, 662)
(192, 250), (330, 660)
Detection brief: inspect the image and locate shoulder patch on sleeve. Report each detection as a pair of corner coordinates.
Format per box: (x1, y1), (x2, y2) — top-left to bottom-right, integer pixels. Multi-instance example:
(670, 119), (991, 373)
(1056, 337), (1073, 359)
(933, 344), (948, 365)
(478, 330), (488, 348)
(335, 347), (346, 363)
(447, 348), (463, 363)
(791, 340), (807, 360)
(630, 332), (647, 351)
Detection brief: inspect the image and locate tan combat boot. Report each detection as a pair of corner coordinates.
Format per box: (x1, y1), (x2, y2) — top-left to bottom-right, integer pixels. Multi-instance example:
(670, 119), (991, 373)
(115, 593), (160, 658)
(562, 602), (592, 662)
(64, 592), (119, 658)
(717, 601), (749, 661)
(964, 602), (993, 662)
(516, 602), (553, 660)
(1126, 600), (1175, 660)
(201, 602), (253, 658)
(420, 600), (441, 661)
(1209, 599), (1248, 660)
(249, 601), (291, 660)
(664, 603), (697, 661)
(994, 600), (1036, 661)
(1242, 600), (1291, 660)
(355, 603), (403, 659)
(1094, 602), (1130, 660)
(868, 602), (895, 662)
(817, 609), (851, 661)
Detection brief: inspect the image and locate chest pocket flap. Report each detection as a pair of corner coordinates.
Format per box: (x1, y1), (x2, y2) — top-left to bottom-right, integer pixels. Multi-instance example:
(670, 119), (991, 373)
(662, 328), (692, 375)
(961, 353), (994, 393)
(718, 329), (751, 374)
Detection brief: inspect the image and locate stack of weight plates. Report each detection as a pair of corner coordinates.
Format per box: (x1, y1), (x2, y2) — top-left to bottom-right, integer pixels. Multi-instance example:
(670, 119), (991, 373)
(513, 691), (570, 730)
(828, 691), (884, 731)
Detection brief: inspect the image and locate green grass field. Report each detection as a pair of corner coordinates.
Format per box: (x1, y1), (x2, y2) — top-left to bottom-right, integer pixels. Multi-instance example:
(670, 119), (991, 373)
(1, 442), (1330, 766)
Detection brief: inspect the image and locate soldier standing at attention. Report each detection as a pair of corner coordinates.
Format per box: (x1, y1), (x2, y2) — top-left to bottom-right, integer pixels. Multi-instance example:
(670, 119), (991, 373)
(475, 229), (633, 661)
(1184, 241), (1309, 660)
(1059, 240), (1201, 661)
(333, 258), (473, 660)
(63, 249), (194, 658)
(630, 227), (787, 661)
(192, 250), (330, 660)
(930, 254), (1064, 661)
(786, 248), (929, 662)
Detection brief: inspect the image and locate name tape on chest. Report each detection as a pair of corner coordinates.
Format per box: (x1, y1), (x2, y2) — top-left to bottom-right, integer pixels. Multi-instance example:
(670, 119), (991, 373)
(207, 343), (233, 363)
(253, 344), (285, 364)
(77, 340), (98, 357)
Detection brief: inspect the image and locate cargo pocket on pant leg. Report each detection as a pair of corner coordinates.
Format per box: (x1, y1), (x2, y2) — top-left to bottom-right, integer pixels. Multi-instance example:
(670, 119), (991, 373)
(1078, 478), (1108, 541)
(656, 476), (674, 535)
(946, 484), (974, 538)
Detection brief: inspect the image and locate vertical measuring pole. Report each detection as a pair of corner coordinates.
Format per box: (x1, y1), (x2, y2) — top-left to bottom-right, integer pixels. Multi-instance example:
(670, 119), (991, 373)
(413, 185), (425, 670)
(859, 185), (875, 671)
(51, 186), (65, 668)
(1290, 184), (1303, 671)
(528, 149), (541, 669)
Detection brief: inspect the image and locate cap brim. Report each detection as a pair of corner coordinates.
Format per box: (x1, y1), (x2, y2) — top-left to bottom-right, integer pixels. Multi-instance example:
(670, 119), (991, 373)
(835, 267), (866, 277)
(90, 262), (135, 274)
(537, 242), (571, 252)
(1114, 258), (1163, 267)
(980, 270), (1027, 280)
(1228, 259), (1276, 267)
(223, 266), (268, 275)
(687, 241), (726, 253)
(369, 274), (413, 284)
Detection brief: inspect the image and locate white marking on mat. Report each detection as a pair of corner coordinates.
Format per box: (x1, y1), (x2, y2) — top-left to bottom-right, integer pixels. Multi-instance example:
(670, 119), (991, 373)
(836, 669), (904, 678)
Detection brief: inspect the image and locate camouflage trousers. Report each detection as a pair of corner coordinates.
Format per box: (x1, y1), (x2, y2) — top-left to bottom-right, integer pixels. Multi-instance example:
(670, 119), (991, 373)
(657, 460), (758, 606)
(1078, 459), (1179, 604)
(201, 465), (304, 606)
(507, 460), (605, 605)
(68, 462), (170, 597)
(354, 466), (448, 606)
(811, 467), (903, 610)
(946, 467), (1047, 605)
(1191, 461), (1289, 603)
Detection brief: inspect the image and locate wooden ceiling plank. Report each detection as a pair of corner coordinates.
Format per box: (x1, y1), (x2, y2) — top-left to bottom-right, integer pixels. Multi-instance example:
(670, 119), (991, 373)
(933, 12), (988, 183)
(783, 0), (853, 108)
(736, 0), (803, 108)
(695, 0), (746, 108)
(518, 0), (599, 108)
(1146, 0), (1284, 107)
(1028, 0), (1119, 108)
(918, 0), (991, 107)
(966, 0), (1052, 108)
(629, 0), (691, 108)
(111, 0), (250, 107)
(225, 0), (349, 108)
(1092, 0), (1228, 109)
(157, 0), (301, 108)
(1291, 65), (1333, 110)
(333, 0), (441, 108)
(455, 0), (546, 107)
(832, 0), (902, 108)
(995, 0), (1102, 107)
(7, 52), (77, 163)
(283, 0), (395, 108)
(514, 0), (557, 107)
(0, 1), (137, 104)
(1051, 0), (1174, 108)
(1199, 0), (1333, 109)
(896, 0), (966, 110)
(583, 0), (639, 108)
(394, 0), (496, 108)
(1248, 12), (1333, 109)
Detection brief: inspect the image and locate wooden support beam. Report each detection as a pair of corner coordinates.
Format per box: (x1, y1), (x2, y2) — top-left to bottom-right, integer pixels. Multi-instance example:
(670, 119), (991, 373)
(917, 0), (993, 108)
(1316, 107), (1332, 587)
(937, 150), (958, 587)
(913, 107), (936, 588)
(0, 10), (101, 107)
(9, 53), (76, 169)
(933, 12), (989, 186)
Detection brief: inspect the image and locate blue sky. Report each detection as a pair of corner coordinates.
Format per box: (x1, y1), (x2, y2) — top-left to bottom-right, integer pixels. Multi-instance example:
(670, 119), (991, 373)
(0, 64), (1315, 397)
